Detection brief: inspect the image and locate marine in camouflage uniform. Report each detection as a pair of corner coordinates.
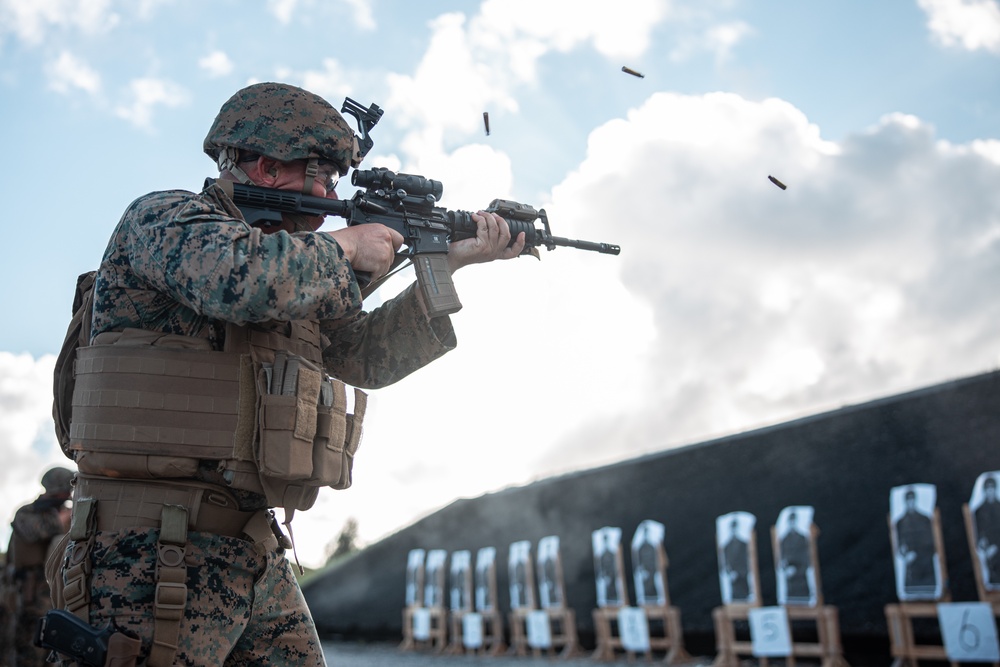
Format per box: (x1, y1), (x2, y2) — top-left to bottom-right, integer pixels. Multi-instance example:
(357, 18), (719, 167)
(5, 467), (73, 667)
(51, 82), (523, 666)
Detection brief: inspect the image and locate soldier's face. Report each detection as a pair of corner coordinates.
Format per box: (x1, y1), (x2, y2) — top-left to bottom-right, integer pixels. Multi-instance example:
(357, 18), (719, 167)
(268, 159), (341, 232)
(243, 156), (342, 232)
(296, 160), (341, 222)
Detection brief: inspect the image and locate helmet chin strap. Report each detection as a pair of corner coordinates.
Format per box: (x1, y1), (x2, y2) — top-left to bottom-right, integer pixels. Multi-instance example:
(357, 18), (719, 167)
(302, 157), (319, 195)
(217, 147), (253, 185)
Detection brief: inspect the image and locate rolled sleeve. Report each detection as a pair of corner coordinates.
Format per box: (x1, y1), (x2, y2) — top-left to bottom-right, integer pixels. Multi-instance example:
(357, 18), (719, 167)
(320, 282), (456, 388)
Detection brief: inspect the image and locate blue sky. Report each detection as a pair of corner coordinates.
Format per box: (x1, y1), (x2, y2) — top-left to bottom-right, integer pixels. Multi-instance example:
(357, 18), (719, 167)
(2, 0), (999, 566)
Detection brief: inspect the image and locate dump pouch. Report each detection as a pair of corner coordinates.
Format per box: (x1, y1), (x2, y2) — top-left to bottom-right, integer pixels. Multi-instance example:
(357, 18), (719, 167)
(45, 532), (72, 609)
(106, 630), (142, 667)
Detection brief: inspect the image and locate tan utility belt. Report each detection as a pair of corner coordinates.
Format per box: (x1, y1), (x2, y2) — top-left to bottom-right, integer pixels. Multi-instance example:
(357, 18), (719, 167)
(74, 476), (282, 550)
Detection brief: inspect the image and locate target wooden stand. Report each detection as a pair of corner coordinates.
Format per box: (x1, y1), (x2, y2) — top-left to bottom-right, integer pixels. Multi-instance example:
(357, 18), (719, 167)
(964, 499), (1000, 607)
(510, 536), (583, 658)
(400, 606), (447, 653)
(884, 504), (954, 667)
(510, 608), (582, 658)
(447, 609), (506, 656)
(712, 602), (757, 667)
(882, 488), (1000, 667)
(884, 601), (971, 667)
(713, 605), (847, 667)
(400, 548), (448, 653)
(445, 546), (507, 656)
(593, 604), (690, 664)
(509, 607), (532, 656)
(592, 523), (690, 664)
(714, 514), (847, 667)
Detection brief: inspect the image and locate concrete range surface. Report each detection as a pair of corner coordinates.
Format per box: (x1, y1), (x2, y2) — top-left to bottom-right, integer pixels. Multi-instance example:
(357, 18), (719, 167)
(321, 640), (713, 666)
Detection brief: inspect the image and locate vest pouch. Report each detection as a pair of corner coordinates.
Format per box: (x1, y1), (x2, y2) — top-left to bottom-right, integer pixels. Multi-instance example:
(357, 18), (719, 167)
(256, 354), (322, 481)
(331, 388), (367, 491)
(75, 451), (200, 479)
(308, 377), (348, 486)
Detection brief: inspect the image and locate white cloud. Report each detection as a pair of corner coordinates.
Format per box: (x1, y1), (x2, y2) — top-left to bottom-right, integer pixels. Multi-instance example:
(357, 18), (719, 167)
(135, 0), (172, 20)
(0, 0), (119, 45)
(474, 0), (669, 63)
(280, 1), (673, 184)
(386, 13), (520, 139)
(113, 77), (190, 129)
(0, 352), (74, 552)
(267, 0), (297, 25)
(45, 50), (102, 95)
(532, 92), (1000, 471)
(970, 138), (1000, 163)
(705, 21), (754, 62)
(381, 1), (673, 168)
(199, 50), (234, 78)
(342, 0), (375, 30)
(266, 0), (373, 28)
(671, 21), (754, 63)
(277, 59), (356, 106)
(918, 0), (1000, 53)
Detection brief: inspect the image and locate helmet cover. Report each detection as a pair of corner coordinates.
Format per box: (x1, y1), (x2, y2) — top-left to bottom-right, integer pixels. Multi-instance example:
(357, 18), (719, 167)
(204, 82), (357, 174)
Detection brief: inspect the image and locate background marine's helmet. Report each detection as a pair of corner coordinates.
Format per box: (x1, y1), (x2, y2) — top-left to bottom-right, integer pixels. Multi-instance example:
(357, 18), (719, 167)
(203, 82), (359, 176)
(40, 467), (74, 497)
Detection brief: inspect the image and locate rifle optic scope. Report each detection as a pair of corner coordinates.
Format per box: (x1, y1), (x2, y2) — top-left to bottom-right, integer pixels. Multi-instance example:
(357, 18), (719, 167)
(352, 167), (443, 202)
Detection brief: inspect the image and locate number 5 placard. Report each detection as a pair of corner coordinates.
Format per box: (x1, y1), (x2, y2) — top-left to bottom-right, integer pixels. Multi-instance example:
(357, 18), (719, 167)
(938, 603), (1000, 662)
(749, 606), (792, 657)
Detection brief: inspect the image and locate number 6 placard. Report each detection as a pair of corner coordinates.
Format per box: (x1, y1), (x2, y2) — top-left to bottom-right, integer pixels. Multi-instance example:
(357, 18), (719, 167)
(938, 603), (1000, 662)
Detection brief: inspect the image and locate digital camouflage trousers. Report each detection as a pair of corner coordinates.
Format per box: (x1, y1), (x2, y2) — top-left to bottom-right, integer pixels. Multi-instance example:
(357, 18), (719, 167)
(56, 529), (325, 666)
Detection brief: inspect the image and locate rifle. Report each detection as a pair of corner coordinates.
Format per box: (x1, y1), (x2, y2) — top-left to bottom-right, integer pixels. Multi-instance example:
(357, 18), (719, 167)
(209, 96), (619, 318)
(210, 171), (620, 317)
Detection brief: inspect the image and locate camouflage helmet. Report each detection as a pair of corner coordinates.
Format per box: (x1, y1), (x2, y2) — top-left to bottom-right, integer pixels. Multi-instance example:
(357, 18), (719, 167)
(40, 466), (74, 496)
(203, 82), (360, 176)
